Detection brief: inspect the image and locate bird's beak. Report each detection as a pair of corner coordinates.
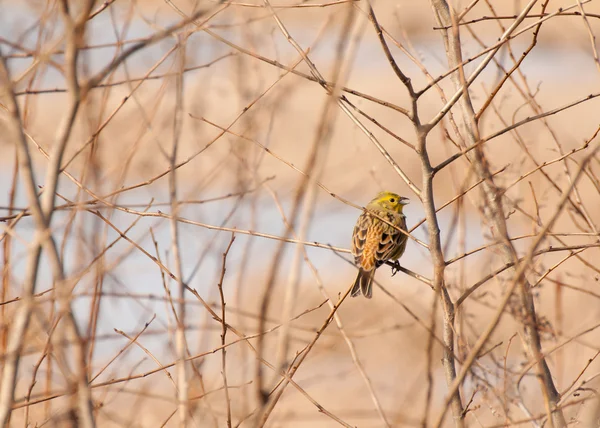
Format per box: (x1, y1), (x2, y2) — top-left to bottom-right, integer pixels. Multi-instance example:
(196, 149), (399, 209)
(400, 197), (410, 205)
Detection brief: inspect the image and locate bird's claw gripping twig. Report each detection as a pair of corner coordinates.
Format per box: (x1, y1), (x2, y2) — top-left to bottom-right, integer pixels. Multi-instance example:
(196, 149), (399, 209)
(391, 261), (401, 276)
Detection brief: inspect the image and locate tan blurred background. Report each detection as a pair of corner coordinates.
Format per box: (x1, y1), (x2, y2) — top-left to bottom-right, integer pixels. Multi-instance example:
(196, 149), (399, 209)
(2, 0), (600, 426)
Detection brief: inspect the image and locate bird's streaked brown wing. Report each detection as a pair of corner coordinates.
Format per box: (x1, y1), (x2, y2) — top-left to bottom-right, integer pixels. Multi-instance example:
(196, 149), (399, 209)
(351, 211), (371, 262)
(374, 229), (399, 265)
(371, 213), (402, 261)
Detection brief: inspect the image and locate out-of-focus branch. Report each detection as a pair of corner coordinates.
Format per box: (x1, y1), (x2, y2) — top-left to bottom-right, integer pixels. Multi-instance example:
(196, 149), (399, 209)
(44, 3), (96, 425)
(168, 34), (189, 428)
(84, 4), (218, 92)
(254, 0), (357, 423)
(0, 1), (97, 425)
(271, 0), (354, 405)
(0, 50), (48, 428)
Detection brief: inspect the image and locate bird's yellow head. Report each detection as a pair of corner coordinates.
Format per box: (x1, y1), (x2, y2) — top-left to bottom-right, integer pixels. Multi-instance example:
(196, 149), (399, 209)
(368, 191), (409, 213)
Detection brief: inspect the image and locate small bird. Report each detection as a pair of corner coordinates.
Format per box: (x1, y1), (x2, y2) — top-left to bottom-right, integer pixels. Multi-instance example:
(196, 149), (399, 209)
(351, 191), (409, 298)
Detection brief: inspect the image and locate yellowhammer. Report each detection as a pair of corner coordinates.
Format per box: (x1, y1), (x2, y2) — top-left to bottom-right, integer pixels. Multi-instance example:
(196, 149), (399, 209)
(351, 191), (409, 298)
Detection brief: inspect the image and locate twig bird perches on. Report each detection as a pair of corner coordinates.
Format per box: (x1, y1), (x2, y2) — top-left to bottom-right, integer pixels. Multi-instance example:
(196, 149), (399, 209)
(351, 191), (409, 298)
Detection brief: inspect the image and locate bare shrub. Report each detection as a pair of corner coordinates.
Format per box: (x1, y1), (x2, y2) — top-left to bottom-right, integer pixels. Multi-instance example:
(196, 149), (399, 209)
(2, 1), (600, 427)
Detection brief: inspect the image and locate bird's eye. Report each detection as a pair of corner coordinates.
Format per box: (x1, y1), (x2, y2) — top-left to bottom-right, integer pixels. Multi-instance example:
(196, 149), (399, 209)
(390, 198), (395, 203)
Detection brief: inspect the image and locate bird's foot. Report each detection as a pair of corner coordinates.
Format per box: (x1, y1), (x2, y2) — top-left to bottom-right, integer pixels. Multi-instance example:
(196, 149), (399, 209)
(391, 261), (401, 276)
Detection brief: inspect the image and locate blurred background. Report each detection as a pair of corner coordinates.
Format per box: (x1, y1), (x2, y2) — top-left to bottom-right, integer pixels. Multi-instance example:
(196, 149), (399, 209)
(2, 0), (600, 426)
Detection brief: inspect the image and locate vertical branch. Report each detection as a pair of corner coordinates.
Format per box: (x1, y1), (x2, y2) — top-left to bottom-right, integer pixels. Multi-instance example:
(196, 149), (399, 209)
(217, 234), (236, 428)
(421, 293), (439, 428)
(49, 3), (97, 426)
(1, 153), (18, 354)
(367, 3), (465, 426)
(429, 1), (567, 426)
(416, 127), (465, 428)
(169, 34), (189, 427)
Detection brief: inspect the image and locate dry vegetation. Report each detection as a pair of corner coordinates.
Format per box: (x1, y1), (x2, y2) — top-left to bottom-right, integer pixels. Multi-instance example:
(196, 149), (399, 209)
(2, 0), (600, 427)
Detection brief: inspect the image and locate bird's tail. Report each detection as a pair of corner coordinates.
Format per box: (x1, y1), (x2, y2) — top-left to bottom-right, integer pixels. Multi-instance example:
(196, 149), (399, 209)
(351, 268), (376, 299)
